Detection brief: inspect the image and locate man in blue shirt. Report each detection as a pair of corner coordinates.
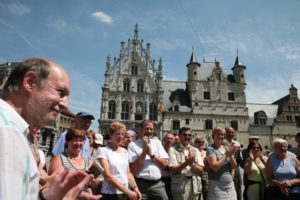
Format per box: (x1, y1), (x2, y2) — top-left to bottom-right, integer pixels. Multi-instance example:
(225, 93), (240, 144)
(52, 112), (94, 158)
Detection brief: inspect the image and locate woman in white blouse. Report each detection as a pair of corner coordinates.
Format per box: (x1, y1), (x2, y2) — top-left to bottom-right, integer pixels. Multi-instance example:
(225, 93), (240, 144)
(98, 122), (141, 200)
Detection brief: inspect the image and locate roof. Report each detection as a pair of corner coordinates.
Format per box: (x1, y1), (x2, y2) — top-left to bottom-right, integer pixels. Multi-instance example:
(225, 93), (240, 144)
(247, 103), (278, 125)
(162, 80), (191, 112)
(199, 62), (230, 81)
(272, 94), (289, 115)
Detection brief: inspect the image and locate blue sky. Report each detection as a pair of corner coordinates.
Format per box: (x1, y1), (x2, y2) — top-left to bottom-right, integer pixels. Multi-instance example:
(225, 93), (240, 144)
(1, 0), (300, 131)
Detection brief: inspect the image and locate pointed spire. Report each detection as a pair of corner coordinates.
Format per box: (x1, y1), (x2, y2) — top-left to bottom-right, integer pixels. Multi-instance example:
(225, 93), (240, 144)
(134, 23), (139, 41)
(189, 47), (197, 63)
(234, 49), (243, 66)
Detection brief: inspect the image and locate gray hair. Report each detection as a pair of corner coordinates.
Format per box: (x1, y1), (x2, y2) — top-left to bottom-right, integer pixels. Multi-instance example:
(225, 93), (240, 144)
(2, 58), (51, 96)
(272, 138), (288, 149)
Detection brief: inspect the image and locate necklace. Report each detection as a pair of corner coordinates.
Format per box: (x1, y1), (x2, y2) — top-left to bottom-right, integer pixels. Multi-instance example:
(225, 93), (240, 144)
(66, 151), (81, 160)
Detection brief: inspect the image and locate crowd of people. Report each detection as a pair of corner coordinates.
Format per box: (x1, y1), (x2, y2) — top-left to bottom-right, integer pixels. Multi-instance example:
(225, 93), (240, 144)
(1, 58), (300, 200)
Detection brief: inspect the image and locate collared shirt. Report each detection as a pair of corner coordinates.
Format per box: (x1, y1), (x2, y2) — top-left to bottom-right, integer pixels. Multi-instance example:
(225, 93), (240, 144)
(128, 138), (168, 180)
(0, 99), (39, 199)
(168, 143), (204, 176)
(52, 131), (90, 158)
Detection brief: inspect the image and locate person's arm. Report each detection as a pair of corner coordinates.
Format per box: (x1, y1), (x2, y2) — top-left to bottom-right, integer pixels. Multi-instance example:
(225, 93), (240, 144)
(129, 137), (148, 174)
(48, 155), (64, 175)
(149, 155), (168, 170)
(244, 157), (253, 176)
(100, 158), (137, 199)
(128, 167), (142, 200)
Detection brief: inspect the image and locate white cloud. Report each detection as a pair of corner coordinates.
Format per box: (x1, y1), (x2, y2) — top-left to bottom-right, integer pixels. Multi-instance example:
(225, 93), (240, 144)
(0, 18), (14, 29)
(91, 11), (113, 24)
(7, 2), (31, 15)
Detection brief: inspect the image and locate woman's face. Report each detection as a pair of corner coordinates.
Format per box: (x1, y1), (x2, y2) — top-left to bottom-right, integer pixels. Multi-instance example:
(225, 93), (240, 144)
(110, 129), (125, 146)
(67, 137), (84, 153)
(195, 140), (205, 149)
(87, 134), (94, 145)
(213, 131), (225, 144)
(250, 144), (261, 155)
(275, 143), (288, 157)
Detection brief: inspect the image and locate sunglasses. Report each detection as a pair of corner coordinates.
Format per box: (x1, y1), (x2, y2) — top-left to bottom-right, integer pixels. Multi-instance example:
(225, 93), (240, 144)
(251, 147), (260, 150)
(182, 133), (192, 137)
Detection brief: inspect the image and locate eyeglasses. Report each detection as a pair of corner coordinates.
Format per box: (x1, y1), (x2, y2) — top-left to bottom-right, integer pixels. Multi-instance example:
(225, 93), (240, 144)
(195, 141), (204, 143)
(251, 147), (260, 150)
(182, 133), (192, 137)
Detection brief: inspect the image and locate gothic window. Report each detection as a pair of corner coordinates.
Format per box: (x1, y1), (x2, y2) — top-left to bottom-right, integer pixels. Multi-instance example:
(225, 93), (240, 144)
(231, 120), (239, 131)
(254, 111), (267, 125)
(131, 65), (138, 75)
(121, 101), (129, 120)
(137, 80), (144, 92)
(217, 73), (221, 81)
(108, 100), (116, 119)
(205, 119), (213, 130)
(149, 103), (157, 121)
(204, 91), (210, 100)
(123, 79), (130, 92)
(173, 120), (180, 130)
(228, 92), (235, 101)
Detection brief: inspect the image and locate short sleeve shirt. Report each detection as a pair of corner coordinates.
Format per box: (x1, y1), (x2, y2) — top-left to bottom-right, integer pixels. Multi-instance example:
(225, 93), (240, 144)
(98, 146), (129, 194)
(206, 144), (233, 182)
(128, 138), (168, 180)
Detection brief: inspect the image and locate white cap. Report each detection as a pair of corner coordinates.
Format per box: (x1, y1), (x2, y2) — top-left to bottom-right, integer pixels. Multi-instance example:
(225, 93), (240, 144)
(95, 133), (103, 145)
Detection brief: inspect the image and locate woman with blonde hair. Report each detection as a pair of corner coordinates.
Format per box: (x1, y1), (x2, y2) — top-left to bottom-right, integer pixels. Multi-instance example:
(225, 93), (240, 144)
(97, 122), (141, 200)
(206, 127), (237, 200)
(266, 138), (300, 200)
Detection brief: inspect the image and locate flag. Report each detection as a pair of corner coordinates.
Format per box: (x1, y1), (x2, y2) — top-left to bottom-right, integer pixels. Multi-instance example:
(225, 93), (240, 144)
(158, 102), (163, 115)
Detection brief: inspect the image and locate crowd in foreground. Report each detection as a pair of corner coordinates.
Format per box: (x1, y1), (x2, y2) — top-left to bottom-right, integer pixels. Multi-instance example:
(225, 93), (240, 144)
(1, 58), (300, 200)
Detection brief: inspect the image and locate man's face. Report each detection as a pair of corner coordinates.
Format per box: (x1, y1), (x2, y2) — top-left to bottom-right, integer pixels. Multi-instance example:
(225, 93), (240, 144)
(26, 65), (70, 127)
(140, 122), (154, 138)
(74, 117), (92, 130)
(226, 127), (235, 140)
(164, 133), (175, 146)
(179, 130), (192, 146)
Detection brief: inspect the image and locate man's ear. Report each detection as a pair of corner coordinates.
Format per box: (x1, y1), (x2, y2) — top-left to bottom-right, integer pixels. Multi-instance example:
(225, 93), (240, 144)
(22, 71), (38, 92)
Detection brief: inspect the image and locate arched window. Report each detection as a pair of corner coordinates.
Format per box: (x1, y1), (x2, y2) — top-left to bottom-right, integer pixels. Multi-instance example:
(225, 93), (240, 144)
(131, 65), (138, 75)
(123, 79), (130, 92)
(137, 79), (144, 92)
(108, 100), (116, 119)
(121, 101), (129, 120)
(149, 103), (157, 121)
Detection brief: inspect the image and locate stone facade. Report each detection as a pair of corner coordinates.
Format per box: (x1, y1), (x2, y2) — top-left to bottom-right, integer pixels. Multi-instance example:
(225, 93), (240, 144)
(99, 24), (163, 137)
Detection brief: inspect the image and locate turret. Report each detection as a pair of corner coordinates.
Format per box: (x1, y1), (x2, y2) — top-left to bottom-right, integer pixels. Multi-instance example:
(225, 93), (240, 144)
(231, 51), (246, 84)
(289, 84), (298, 99)
(186, 49), (200, 82)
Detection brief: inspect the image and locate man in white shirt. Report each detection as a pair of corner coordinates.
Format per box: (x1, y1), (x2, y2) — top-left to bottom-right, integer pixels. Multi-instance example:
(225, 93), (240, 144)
(128, 120), (169, 200)
(0, 58), (100, 200)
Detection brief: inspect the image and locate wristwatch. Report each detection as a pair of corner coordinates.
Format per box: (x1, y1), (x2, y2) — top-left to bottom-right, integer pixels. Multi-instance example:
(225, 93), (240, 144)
(150, 154), (155, 159)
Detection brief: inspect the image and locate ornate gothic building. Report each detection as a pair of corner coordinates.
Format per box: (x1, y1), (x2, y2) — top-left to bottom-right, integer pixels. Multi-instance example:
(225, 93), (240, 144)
(99, 24), (249, 144)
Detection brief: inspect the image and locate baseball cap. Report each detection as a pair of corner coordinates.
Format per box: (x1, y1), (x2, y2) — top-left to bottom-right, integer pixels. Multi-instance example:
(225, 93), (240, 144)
(75, 112), (95, 120)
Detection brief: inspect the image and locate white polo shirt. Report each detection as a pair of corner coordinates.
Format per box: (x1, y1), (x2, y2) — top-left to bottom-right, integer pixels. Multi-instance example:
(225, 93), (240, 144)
(0, 99), (39, 200)
(128, 138), (168, 180)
